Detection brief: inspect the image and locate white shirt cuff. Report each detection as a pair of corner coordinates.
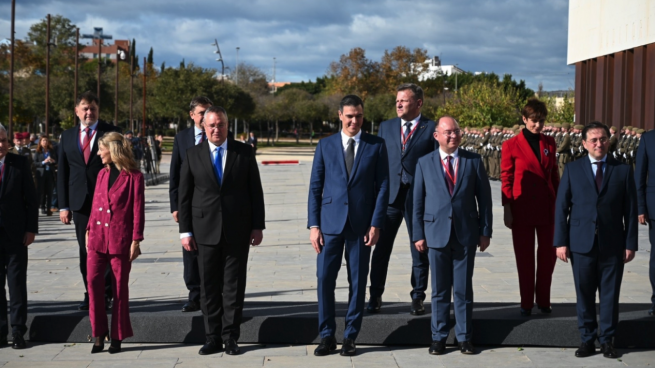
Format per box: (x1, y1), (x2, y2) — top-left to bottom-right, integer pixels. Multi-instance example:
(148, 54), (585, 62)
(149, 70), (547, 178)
(180, 232), (193, 239)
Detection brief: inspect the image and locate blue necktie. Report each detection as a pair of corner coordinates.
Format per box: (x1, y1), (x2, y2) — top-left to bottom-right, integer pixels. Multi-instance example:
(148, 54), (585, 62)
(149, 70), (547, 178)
(213, 147), (223, 185)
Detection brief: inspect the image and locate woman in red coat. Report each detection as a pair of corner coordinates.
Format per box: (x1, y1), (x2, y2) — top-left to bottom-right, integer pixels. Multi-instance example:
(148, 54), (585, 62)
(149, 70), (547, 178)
(501, 99), (560, 316)
(86, 132), (145, 353)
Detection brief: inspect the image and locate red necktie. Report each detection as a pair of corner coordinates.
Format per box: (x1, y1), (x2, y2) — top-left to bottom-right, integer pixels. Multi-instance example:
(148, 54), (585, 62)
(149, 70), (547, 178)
(83, 127), (92, 164)
(594, 162), (603, 192)
(445, 156), (455, 196)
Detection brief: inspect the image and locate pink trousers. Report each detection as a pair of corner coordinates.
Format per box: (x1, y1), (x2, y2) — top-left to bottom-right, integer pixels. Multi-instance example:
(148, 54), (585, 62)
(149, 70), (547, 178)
(87, 250), (133, 340)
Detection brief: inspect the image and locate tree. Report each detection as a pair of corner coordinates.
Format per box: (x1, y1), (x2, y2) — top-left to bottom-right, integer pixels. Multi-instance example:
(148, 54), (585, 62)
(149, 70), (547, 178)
(364, 94), (396, 133)
(328, 47), (381, 99)
(147, 47), (154, 65)
(26, 15), (78, 74)
(379, 46), (429, 92)
(230, 62), (269, 96)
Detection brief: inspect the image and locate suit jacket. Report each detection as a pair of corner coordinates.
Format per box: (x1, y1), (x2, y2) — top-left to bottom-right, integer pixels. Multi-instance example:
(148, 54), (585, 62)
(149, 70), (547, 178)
(501, 131), (560, 226)
(32, 149), (58, 175)
(0, 154), (38, 244)
(412, 149), (492, 247)
(307, 132), (389, 236)
(169, 127), (197, 213)
(57, 121), (121, 211)
(178, 140), (265, 245)
(635, 130), (655, 217)
(86, 168), (145, 255)
(554, 156), (637, 254)
(377, 116), (437, 204)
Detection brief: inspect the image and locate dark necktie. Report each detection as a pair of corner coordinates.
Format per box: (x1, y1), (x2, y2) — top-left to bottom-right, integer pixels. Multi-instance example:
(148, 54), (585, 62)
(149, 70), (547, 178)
(83, 127), (92, 164)
(401, 121), (412, 184)
(345, 138), (355, 179)
(445, 156), (455, 196)
(403, 121), (412, 140)
(594, 161), (603, 192)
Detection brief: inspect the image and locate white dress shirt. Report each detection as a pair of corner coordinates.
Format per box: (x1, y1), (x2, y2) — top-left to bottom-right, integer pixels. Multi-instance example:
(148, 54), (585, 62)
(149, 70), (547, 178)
(438, 148), (460, 177)
(194, 126), (205, 145)
(180, 139), (228, 239)
(401, 114), (421, 143)
(589, 154), (607, 177)
(79, 121), (99, 151)
(341, 130), (362, 158)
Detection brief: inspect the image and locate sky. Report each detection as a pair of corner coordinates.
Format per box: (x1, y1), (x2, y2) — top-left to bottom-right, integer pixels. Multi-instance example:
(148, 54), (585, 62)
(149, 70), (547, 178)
(0, 0), (575, 91)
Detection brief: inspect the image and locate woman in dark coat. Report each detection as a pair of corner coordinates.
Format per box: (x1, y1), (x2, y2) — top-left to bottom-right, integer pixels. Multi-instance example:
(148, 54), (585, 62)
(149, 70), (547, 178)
(33, 135), (57, 216)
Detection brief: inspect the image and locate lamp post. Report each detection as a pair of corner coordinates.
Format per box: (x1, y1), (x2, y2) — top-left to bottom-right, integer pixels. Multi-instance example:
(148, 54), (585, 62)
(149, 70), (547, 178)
(443, 87), (449, 105)
(45, 14), (57, 136)
(211, 39), (225, 83)
(74, 28), (79, 108)
(272, 57), (276, 92)
(81, 28), (112, 107)
(142, 57), (146, 136)
(9, 0), (15, 137)
(454, 63), (459, 93)
(129, 52), (134, 133)
(234, 46), (240, 136)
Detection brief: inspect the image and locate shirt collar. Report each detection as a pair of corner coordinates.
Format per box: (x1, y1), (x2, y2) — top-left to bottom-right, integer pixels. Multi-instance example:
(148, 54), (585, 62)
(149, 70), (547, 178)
(208, 139), (228, 152)
(194, 125), (204, 136)
(439, 148), (459, 161)
(81, 121), (98, 131)
(588, 154), (607, 165)
(401, 114), (421, 126)
(0, 155), (5, 165)
(341, 130), (362, 146)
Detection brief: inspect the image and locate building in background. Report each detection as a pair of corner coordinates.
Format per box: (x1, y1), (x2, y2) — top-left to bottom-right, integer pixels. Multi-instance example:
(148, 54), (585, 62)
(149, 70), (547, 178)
(79, 39), (129, 63)
(568, 0), (655, 129)
(416, 56), (465, 81)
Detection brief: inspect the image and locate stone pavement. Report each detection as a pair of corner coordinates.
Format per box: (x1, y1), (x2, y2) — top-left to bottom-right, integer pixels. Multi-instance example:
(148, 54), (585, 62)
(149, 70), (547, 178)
(1, 146), (653, 366)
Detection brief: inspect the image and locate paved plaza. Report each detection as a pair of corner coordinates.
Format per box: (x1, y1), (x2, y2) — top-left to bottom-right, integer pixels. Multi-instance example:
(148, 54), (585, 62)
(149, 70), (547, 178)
(0, 146), (654, 366)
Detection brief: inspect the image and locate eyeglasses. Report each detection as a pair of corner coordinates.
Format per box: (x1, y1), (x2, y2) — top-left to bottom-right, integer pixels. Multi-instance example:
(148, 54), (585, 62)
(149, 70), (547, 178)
(439, 129), (461, 137)
(585, 137), (608, 144)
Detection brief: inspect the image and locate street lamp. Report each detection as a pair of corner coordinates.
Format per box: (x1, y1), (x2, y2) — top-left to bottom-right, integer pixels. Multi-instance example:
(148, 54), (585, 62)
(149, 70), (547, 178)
(454, 63), (459, 93)
(211, 39), (225, 82)
(45, 14), (57, 136)
(234, 46), (240, 135)
(443, 87), (449, 104)
(81, 27), (113, 107)
(9, 0), (15, 137)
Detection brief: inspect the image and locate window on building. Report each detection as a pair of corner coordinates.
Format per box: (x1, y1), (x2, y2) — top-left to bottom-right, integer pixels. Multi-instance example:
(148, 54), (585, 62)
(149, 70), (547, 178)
(93, 53), (97, 59)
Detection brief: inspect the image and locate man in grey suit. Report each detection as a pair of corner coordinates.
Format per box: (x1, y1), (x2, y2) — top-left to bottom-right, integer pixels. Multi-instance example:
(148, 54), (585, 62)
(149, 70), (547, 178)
(412, 116), (493, 355)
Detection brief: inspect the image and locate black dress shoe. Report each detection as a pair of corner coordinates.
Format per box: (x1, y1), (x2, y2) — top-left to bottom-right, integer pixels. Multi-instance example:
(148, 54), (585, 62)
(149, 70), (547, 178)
(458, 341), (475, 354)
(182, 301), (200, 312)
(575, 342), (596, 357)
(314, 336), (337, 356)
(649, 307), (654, 316)
(223, 338), (241, 355)
(537, 305), (552, 314)
(410, 299), (425, 315)
(429, 340), (446, 355)
(600, 342), (617, 358)
(105, 297), (113, 311)
(198, 339), (222, 355)
(367, 297), (382, 313)
(108, 339), (122, 354)
(340, 338), (356, 356)
(78, 297), (90, 311)
(11, 333), (26, 349)
(520, 308), (532, 316)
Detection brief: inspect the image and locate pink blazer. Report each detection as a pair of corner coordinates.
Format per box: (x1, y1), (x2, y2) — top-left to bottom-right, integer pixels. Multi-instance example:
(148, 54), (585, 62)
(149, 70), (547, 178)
(86, 168), (145, 255)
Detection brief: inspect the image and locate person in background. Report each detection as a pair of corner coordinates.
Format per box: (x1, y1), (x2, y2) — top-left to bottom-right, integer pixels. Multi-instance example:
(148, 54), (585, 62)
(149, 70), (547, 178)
(86, 132), (145, 354)
(33, 135), (57, 216)
(247, 132), (258, 155)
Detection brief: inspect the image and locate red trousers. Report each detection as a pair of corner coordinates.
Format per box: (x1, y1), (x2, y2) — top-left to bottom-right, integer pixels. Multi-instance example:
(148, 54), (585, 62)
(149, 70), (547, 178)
(87, 250), (133, 340)
(511, 223), (557, 309)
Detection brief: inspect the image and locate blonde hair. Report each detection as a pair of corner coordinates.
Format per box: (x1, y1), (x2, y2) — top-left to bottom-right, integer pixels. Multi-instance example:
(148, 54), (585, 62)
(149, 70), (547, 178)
(99, 132), (138, 172)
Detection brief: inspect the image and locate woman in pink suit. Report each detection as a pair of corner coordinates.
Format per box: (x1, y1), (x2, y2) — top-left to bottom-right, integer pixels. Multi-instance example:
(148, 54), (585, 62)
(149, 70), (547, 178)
(86, 132), (145, 354)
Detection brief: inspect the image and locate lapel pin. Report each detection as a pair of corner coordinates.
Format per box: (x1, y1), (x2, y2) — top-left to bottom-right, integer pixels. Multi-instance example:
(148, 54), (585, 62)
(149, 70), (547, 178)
(543, 148), (549, 156)
(420, 125), (426, 129)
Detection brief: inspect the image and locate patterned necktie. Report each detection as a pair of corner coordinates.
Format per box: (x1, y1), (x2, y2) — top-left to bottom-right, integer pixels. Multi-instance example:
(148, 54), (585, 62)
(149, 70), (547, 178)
(198, 131), (206, 144)
(345, 138), (355, 178)
(83, 127), (92, 164)
(445, 156), (455, 196)
(214, 147), (223, 185)
(403, 121), (412, 147)
(594, 162), (603, 192)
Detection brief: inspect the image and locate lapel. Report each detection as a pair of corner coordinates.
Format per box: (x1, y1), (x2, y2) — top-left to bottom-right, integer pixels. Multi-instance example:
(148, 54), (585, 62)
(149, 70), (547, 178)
(348, 133), (368, 184)
(332, 134), (349, 184)
(187, 126), (197, 148)
(403, 116), (429, 156)
(109, 169), (129, 197)
(599, 156), (615, 195)
(388, 118), (402, 159)
(580, 156), (597, 193)
(0, 155), (13, 199)
(89, 123), (103, 166)
(431, 151), (451, 197)
(452, 149), (467, 197)
(516, 132), (546, 180)
(198, 140), (221, 189)
(539, 135), (551, 172)
(222, 141), (238, 186)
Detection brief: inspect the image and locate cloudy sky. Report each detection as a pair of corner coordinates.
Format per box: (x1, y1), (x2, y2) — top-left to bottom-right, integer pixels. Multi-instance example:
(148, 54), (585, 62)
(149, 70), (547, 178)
(1, 0), (574, 91)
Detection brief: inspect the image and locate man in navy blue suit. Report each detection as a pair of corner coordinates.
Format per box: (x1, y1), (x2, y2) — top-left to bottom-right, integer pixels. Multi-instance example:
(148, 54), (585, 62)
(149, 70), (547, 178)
(308, 95), (389, 357)
(413, 116), (492, 355)
(169, 96), (213, 313)
(369, 83), (437, 315)
(554, 122), (637, 359)
(635, 129), (655, 316)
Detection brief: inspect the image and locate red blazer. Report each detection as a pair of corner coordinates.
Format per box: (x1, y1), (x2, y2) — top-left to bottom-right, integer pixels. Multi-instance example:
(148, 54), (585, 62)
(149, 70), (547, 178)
(501, 131), (560, 226)
(86, 168), (145, 255)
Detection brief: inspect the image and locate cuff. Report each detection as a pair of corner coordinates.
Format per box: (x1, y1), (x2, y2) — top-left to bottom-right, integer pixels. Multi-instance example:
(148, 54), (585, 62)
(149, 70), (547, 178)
(180, 232), (193, 239)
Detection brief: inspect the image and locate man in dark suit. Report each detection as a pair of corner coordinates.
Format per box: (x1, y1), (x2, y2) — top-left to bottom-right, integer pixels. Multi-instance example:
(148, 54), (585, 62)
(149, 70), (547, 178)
(635, 129), (655, 316)
(368, 83), (436, 315)
(0, 125), (38, 349)
(57, 91), (120, 310)
(169, 96), (213, 313)
(308, 95), (389, 357)
(413, 116), (492, 355)
(178, 106), (265, 356)
(554, 122), (637, 359)
(247, 132), (257, 154)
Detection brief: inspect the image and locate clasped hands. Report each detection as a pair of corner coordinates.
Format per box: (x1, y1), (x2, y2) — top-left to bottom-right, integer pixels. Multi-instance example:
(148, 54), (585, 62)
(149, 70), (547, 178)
(413, 235), (490, 254)
(310, 226), (380, 254)
(85, 230), (142, 262)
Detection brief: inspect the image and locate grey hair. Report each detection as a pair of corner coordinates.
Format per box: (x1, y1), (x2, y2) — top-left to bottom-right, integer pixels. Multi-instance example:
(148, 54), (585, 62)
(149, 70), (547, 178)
(397, 83), (424, 101)
(204, 105), (229, 121)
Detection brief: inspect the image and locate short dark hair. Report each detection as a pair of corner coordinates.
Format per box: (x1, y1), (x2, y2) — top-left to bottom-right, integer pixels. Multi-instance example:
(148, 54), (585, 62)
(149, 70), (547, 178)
(204, 105), (228, 121)
(339, 95), (364, 112)
(76, 91), (99, 106)
(189, 96), (214, 112)
(582, 121), (610, 141)
(397, 83), (424, 101)
(521, 98), (548, 121)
